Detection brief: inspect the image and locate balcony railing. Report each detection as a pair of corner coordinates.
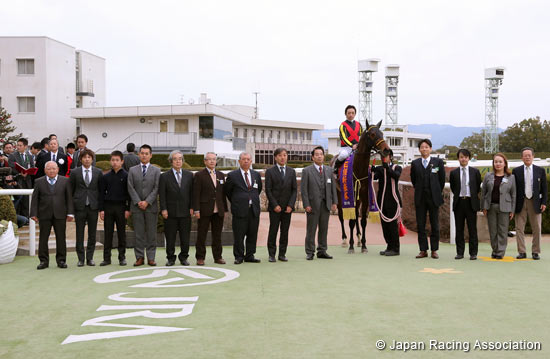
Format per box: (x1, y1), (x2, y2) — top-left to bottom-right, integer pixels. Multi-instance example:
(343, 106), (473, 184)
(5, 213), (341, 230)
(244, 137), (313, 145)
(96, 132), (197, 154)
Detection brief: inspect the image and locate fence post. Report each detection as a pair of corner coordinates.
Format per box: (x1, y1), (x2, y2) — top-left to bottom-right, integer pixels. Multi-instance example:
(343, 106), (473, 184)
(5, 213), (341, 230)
(28, 194), (36, 256)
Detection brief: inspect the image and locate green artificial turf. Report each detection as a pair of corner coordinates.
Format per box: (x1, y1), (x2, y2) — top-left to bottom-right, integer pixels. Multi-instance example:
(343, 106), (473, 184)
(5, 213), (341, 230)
(1, 243), (549, 358)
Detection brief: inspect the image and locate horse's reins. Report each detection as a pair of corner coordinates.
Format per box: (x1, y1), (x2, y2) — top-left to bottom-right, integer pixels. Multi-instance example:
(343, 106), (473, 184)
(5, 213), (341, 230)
(372, 164), (401, 222)
(351, 128), (386, 202)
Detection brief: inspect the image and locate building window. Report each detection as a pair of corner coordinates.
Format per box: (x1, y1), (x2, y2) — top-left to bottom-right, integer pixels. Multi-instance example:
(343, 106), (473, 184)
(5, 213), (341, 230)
(243, 128), (248, 139)
(252, 129), (256, 139)
(199, 116), (213, 139)
(17, 59), (35, 75)
(388, 137), (401, 147)
(17, 97), (35, 113)
(260, 130), (264, 141)
(293, 131), (298, 140)
(175, 119), (189, 133)
(234, 128), (239, 138)
(307, 132), (312, 140)
(160, 120), (168, 132)
(286, 131), (290, 140)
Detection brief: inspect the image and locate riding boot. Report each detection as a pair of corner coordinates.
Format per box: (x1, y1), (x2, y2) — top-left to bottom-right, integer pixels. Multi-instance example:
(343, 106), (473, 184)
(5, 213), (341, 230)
(333, 158), (345, 175)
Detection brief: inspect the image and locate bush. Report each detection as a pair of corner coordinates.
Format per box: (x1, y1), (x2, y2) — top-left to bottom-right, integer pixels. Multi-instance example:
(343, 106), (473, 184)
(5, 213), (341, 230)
(0, 191), (17, 225)
(184, 154), (204, 167)
(95, 161), (112, 171)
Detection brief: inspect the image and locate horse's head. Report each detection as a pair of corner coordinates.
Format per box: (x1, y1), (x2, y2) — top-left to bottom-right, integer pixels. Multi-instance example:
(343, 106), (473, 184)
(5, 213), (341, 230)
(358, 120), (391, 157)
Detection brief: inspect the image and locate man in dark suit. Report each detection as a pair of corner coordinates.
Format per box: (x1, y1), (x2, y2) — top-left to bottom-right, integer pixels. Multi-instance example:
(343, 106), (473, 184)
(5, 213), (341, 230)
(70, 149), (103, 267)
(513, 147), (547, 260)
(123, 143), (140, 172)
(224, 152), (262, 264)
(265, 148), (297, 262)
(35, 139), (68, 178)
(127, 144), (161, 266)
(159, 150), (194, 266)
(30, 161), (74, 269)
(71, 134), (96, 169)
(301, 146), (338, 260)
(8, 138), (34, 216)
(450, 149), (481, 260)
(193, 152), (228, 265)
(410, 139), (445, 259)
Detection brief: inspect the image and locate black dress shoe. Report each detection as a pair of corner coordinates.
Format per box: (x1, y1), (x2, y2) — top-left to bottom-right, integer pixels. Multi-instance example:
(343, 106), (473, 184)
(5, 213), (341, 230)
(491, 253), (496, 259)
(268, 256), (276, 262)
(317, 252), (333, 259)
(180, 259), (190, 266)
(379, 251), (386, 256)
(278, 256), (288, 262)
(455, 255), (464, 260)
(244, 258), (261, 263)
(234, 259), (243, 264)
(166, 260), (175, 266)
(58, 262), (68, 268)
(470, 255), (477, 260)
(37, 262), (48, 270)
(516, 253), (527, 259)
(119, 259), (127, 266)
(384, 250), (399, 256)
(87, 260), (95, 266)
(533, 253), (540, 260)
(495, 255), (503, 260)
(77, 261), (84, 267)
(306, 254), (314, 260)
(100, 260), (111, 266)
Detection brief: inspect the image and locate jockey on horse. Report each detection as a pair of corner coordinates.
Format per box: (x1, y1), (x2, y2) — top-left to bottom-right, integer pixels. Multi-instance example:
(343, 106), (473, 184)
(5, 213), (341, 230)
(333, 105), (363, 176)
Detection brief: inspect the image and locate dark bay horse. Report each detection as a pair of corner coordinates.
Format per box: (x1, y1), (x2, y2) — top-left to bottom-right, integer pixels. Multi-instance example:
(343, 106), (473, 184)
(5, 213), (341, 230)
(333, 119), (391, 253)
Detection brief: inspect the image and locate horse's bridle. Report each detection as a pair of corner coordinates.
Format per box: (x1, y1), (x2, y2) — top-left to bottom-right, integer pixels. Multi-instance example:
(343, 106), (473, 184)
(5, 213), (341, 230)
(364, 125), (387, 156)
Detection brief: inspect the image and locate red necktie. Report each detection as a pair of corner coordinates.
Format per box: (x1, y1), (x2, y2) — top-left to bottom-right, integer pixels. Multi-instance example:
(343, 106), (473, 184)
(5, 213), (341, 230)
(319, 166), (323, 177)
(245, 171), (251, 190)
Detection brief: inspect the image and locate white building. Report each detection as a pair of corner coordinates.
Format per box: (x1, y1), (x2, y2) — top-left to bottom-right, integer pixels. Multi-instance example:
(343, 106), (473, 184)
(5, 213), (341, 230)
(323, 124), (431, 164)
(0, 36), (105, 144)
(71, 95), (323, 164)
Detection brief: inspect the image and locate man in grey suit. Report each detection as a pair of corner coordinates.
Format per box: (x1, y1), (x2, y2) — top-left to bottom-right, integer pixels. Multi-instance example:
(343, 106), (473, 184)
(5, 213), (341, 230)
(8, 138), (34, 216)
(127, 144), (161, 266)
(123, 143), (140, 172)
(159, 150), (194, 266)
(30, 161), (74, 270)
(301, 146), (338, 260)
(70, 149), (103, 267)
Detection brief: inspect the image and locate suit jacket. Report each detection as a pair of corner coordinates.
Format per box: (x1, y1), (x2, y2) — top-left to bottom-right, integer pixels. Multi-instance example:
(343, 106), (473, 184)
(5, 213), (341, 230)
(512, 165), (547, 214)
(127, 164), (161, 213)
(71, 148), (96, 169)
(481, 172), (516, 213)
(69, 166), (103, 211)
(35, 151), (68, 178)
(159, 169), (193, 218)
(224, 168), (262, 218)
(192, 168), (228, 217)
(265, 165), (297, 211)
(30, 176), (74, 219)
(373, 164), (402, 207)
(123, 153), (141, 172)
(8, 151), (34, 188)
(410, 156), (445, 207)
(450, 166), (482, 211)
(301, 164), (338, 212)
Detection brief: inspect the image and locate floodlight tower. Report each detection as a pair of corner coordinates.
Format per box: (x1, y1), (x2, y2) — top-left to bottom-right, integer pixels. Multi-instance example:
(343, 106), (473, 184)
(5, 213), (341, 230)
(358, 58), (380, 127)
(385, 65), (400, 125)
(484, 67), (505, 153)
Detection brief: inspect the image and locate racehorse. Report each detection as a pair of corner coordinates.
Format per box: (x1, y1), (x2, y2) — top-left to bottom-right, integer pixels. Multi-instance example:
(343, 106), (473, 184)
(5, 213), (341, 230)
(333, 119), (391, 253)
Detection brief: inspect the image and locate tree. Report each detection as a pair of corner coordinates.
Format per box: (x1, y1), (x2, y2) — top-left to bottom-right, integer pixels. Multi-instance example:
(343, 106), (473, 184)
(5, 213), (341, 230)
(0, 107), (23, 145)
(499, 117), (550, 153)
(459, 130), (485, 155)
(435, 145), (459, 155)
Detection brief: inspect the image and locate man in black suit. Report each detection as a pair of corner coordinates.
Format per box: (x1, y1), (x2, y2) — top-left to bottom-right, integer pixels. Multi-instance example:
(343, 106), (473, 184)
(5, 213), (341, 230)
(225, 152), (262, 264)
(35, 139), (68, 178)
(8, 138), (34, 216)
(71, 134), (96, 169)
(265, 148), (297, 262)
(193, 152), (228, 265)
(159, 150), (194, 266)
(70, 149), (103, 267)
(450, 149), (481, 260)
(513, 147), (547, 260)
(410, 139), (445, 259)
(30, 161), (74, 269)
(123, 142), (140, 172)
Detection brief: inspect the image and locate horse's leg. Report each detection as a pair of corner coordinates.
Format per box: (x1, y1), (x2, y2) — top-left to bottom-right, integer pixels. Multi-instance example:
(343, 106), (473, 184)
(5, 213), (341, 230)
(355, 206), (361, 238)
(348, 219), (356, 254)
(338, 206), (347, 246)
(361, 193), (368, 253)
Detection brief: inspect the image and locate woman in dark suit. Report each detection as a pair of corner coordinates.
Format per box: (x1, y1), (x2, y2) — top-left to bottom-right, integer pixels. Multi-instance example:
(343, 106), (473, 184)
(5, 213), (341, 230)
(481, 153), (516, 259)
(374, 150), (402, 256)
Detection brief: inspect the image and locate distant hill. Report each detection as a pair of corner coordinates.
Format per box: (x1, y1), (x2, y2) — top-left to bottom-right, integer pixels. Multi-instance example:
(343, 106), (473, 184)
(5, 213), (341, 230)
(313, 124), (503, 150)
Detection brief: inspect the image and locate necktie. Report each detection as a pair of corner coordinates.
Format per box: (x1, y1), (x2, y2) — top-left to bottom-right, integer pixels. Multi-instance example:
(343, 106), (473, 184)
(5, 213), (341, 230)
(49, 178), (55, 186)
(245, 171), (251, 189)
(423, 159), (428, 168)
(52, 153), (56, 162)
(210, 170), (217, 187)
(85, 169), (90, 205)
(176, 170), (181, 186)
(319, 166), (323, 177)
(460, 167), (467, 197)
(526, 167), (532, 199)
(22, 153), (26, 164)
(280, 166), (285, 178)
(142, 164), (147, 177)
